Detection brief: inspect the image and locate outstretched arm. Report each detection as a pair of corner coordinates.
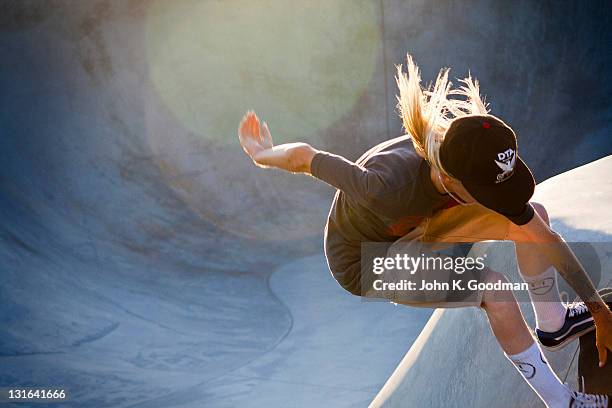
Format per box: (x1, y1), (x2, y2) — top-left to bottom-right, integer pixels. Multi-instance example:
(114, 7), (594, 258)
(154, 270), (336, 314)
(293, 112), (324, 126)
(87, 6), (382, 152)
(238, 111), (382, 202)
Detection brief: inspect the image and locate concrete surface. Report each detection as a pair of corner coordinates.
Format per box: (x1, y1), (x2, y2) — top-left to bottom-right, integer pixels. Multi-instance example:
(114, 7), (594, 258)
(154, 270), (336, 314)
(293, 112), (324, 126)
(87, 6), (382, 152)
(1, 1), (611, 407)
(0, 3), (431, 407)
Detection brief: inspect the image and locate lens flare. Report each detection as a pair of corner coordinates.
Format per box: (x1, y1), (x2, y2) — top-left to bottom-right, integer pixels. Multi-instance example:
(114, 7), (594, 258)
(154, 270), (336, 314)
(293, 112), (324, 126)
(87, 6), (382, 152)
(145, 0), (380, 145)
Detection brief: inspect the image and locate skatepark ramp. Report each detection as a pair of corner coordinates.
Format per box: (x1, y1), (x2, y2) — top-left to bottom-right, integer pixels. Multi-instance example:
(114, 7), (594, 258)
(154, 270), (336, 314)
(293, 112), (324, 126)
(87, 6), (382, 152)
(1, 1), (611, 407)
(370, 156), (612, 408)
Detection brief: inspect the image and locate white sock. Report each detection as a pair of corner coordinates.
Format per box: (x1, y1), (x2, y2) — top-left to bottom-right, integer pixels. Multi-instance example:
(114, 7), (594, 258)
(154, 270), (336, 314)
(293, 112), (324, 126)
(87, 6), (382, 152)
(506, 341), (572, 408)
(523, 267), (567, 332)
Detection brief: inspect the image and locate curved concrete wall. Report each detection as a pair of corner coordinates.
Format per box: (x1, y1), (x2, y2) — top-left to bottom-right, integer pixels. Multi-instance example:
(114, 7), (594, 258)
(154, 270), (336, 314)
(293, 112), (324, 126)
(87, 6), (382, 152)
(1, 1), (610, 406)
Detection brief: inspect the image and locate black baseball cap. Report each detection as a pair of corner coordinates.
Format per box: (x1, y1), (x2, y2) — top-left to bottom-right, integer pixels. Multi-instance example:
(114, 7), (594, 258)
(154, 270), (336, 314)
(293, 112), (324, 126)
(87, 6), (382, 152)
(439, 114), (536, 225)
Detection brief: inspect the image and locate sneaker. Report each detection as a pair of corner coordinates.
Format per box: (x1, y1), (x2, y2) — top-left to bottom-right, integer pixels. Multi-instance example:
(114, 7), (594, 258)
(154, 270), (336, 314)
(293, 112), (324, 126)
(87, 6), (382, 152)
(536, 302), (594, 351)
(569, 390), (609, 407)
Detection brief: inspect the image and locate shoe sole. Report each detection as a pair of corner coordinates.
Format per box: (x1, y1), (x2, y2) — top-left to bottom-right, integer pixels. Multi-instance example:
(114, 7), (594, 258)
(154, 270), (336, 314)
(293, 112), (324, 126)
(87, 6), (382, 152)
(541, 324), (596, 351)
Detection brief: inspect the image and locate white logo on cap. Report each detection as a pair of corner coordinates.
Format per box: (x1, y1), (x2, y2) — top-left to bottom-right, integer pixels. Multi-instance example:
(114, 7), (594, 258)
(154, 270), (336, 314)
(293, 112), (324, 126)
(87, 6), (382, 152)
(495, 148), (516, 183)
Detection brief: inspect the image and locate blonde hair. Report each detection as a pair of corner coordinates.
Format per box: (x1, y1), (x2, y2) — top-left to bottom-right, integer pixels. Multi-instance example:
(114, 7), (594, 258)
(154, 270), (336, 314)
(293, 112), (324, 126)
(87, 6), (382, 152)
(395, 55), (489, 174)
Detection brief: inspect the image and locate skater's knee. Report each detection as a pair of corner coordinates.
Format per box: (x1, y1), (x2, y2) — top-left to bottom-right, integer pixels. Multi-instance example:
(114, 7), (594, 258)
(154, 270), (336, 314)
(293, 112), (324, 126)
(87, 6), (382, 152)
(530, 201), (550, 226)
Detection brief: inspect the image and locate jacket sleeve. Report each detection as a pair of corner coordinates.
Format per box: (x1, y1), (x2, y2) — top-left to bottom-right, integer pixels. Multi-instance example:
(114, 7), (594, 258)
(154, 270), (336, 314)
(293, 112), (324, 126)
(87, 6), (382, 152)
(310, 151), (384, 204)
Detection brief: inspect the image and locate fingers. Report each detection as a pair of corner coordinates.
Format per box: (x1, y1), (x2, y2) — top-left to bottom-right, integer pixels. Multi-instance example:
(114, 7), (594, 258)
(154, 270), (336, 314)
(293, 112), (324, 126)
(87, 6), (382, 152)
(261, 121), (273, 149)
(239, 110), (268, 145)
(238, 111), (258, 134)
(238, 110), (274, 163)
(248, 112), (255, 138)
(248, 111), (261, 142)
(597, 339), (608, 367)
(238, 115), (248, 141)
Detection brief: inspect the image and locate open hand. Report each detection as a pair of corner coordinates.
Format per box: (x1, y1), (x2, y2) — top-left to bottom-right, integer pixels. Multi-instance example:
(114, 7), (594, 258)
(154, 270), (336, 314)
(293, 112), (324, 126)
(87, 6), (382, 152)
(238, 110), (316, 173)
(238, 110), (273, 159)
(595, 309), (612, 367)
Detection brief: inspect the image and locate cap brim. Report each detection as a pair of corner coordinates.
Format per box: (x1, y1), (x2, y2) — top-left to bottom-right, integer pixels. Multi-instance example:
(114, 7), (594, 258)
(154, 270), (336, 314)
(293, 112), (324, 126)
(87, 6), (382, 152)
(462, 157), (535, 218)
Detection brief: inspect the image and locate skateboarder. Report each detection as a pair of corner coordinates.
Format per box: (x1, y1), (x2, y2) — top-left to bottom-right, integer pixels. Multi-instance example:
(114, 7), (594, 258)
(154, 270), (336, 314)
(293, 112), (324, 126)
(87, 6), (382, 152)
(238, 56), (612, 407)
